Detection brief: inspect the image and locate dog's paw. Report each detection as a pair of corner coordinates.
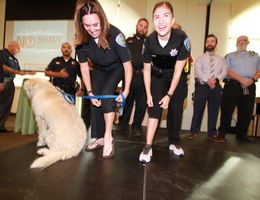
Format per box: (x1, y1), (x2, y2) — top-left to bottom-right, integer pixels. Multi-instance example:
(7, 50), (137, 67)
(37, 141), (46, 147)
(37, 148), (49, 156)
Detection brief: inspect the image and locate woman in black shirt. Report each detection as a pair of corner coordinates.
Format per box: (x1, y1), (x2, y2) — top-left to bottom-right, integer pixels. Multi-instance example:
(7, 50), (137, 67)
(75, 0), (132, 158)
(139, 1), (190, 163)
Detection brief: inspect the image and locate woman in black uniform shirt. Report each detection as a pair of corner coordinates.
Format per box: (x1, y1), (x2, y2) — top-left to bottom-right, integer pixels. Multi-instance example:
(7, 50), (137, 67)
(74, 0), (132, 158)
(139, 1), (190, 163)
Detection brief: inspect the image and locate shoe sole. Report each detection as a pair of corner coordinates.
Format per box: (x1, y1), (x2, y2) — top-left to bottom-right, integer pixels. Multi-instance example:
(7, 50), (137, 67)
(85, 144), (104, 151)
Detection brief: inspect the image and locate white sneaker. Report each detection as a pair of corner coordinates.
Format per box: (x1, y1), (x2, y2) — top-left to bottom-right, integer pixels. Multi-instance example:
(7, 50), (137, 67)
(169, 144), (184, 156)
(139, 146), (153, 163)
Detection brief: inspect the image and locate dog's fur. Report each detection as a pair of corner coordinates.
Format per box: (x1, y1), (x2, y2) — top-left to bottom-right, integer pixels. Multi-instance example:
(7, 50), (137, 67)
(24, 78), (87, 169)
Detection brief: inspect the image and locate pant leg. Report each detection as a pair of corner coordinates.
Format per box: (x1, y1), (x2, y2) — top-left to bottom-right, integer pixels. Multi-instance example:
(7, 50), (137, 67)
(0, 80), (15, 129)
(190, 84), (208, 135)
(89, 69), (106, 139)
(81, 95), (91, 128)
(132, 74), (147, 130)
(236, 83), (256, 137)
(167, 76), (188, 145)
(207, 84), (222, 136)
(90, 65), (124, 139)
(218, 80), (240, 137)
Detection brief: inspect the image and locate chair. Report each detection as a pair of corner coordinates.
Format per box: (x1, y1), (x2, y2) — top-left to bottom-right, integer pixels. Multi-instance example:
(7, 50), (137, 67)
(251, 97), (260, 136)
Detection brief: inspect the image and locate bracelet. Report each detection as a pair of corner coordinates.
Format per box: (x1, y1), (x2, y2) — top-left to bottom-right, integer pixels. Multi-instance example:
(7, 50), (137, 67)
(166, 93), (173, 99)
(87, 90), (93, 95)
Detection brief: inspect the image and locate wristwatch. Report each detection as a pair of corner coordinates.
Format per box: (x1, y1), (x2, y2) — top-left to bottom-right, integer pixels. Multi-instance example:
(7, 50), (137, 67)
(166, 93), (173, 99)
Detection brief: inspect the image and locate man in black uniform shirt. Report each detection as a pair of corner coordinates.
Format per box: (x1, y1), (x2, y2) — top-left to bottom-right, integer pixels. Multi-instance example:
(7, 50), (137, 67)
(45, 42), (83, 96)
(0, 41), (35, 132)
(115, 18), (149, 136)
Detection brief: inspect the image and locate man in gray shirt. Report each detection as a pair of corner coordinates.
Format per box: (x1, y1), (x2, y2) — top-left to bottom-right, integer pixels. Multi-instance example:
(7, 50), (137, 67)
(188, 34), (227, 142)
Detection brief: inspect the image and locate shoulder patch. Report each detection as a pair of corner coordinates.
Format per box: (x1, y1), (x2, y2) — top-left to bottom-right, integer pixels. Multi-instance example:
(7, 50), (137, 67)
(115, 33), (126, 47)
(184, 38), (191, 52)
(249, 50), (259, 56)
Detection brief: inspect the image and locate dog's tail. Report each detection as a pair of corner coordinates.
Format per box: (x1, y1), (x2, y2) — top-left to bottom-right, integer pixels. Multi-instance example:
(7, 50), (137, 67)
(30, 151), (78, 169)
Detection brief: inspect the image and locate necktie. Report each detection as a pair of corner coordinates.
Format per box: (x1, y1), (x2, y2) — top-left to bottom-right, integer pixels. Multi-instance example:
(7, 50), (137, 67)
(209, 54), (215, 78)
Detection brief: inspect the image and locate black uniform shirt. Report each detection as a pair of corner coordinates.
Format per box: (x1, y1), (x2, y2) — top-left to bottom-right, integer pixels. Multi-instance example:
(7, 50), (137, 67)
(143, 29), (190, 70)
(46, 56), (81, 86)
(76, 25), (131, 67)
(126, 36), (145, 70)
(0, 49), (21, 80)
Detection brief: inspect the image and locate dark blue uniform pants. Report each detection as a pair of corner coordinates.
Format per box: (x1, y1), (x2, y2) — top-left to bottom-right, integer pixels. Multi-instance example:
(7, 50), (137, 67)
(218, 80), (255, 137)
(190, 83), (222, 136)
(118, 72), (147, 130)
(0, 80), (15, 129)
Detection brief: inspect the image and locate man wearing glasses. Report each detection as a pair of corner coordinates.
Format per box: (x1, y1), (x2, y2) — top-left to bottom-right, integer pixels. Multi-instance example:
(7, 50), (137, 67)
(218, 36), (260, 142)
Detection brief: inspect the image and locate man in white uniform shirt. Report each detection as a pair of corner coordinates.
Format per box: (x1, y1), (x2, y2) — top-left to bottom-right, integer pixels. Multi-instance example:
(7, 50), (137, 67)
(188, 34), (227, 142)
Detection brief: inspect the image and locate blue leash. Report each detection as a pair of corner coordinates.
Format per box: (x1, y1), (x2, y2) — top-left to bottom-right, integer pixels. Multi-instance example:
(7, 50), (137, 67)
(56, 87), (126, 109)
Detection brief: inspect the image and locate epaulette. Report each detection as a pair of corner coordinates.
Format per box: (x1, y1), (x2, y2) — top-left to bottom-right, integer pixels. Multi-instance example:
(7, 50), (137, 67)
(248, 50), (259, 56)
(126, 37), (134, 44)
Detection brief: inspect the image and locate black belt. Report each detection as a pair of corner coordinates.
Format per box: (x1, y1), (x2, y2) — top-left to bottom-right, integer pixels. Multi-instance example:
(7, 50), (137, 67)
(151, 67), (174, 79)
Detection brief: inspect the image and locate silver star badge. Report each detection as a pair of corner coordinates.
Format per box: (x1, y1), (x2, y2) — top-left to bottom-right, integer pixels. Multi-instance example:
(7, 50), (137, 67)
(170, 49), (178, 56)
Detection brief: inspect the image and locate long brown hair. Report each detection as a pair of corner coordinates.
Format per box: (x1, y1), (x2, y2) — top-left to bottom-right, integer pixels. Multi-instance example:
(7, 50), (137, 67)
(152, 1), (174, 16)
(74, 0), (110, 49)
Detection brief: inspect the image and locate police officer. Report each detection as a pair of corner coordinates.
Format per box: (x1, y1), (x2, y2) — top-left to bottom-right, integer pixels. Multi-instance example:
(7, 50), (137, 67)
(139, 2), (190, 163)
(74, 0), (132, 158)
(45, 42), (83, 96)
(0, 41), (36, 132)
(115, 18), (149, 136)
(218, 35), (260, 142)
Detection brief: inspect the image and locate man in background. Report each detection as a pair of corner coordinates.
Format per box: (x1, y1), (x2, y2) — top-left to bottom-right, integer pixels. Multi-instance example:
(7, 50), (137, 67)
(188, 34), (227, 142)
(45, 42), (83, 96)
(0, 41), (35, 132)
(115, 18), (149, 136)
(218, 35), (260, 142)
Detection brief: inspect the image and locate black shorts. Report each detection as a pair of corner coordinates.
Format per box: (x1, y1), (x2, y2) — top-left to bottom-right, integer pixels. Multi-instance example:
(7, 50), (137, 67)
(148, 74), (171, 118)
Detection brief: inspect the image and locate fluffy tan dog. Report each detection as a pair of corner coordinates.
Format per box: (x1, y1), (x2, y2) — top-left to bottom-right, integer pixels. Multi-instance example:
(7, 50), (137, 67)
(24, 78), (87, 168)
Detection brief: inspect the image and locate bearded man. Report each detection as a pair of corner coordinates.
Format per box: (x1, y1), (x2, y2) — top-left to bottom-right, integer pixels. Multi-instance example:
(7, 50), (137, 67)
(188, 34), (227, 142)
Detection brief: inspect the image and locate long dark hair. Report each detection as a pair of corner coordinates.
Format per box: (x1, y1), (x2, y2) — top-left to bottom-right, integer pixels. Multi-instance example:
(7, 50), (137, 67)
(74, 0), (110, 49)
